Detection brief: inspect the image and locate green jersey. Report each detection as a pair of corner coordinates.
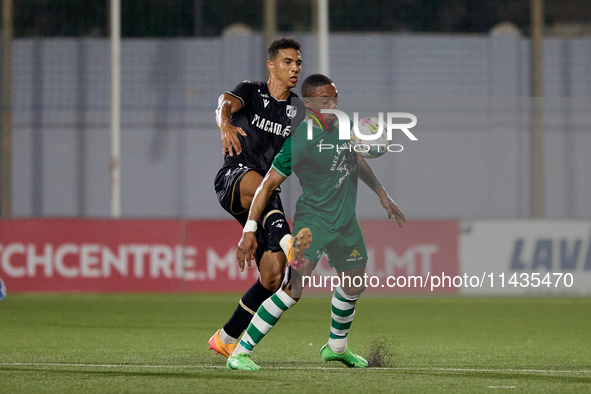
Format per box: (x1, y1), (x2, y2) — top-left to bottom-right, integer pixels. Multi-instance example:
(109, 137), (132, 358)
(271, 119), (359, 228)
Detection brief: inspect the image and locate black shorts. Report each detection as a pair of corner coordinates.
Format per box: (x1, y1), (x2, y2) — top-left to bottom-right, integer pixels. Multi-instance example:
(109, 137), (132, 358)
(214, 164), (288, 266)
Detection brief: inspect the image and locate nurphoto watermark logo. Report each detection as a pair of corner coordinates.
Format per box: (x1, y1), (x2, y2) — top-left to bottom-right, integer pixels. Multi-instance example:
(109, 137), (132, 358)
(306, 110), (418, 155)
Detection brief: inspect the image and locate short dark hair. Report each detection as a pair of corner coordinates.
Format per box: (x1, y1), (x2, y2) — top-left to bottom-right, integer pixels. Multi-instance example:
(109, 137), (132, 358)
(301, 74), (334, 97)
(267, 37), (301, 59)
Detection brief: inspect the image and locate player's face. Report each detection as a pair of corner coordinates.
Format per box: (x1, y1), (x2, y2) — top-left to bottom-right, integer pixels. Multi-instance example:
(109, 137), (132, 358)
(306, 83), (339, 126)
(268, 48), (302, 89)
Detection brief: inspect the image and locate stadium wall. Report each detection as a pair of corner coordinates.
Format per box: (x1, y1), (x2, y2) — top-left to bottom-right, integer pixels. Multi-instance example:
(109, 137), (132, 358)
(8, 34), (591, 220)
(0, 218), (458, 294)
(1, 219), (590, 295)
(459, 220), (591, 295)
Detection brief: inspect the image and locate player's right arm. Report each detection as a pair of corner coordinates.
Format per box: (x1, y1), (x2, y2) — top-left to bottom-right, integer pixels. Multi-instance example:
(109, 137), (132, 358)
(236, 168), (287, 271)
(358, 155), (406, 228)
(215, 93), (247, 156)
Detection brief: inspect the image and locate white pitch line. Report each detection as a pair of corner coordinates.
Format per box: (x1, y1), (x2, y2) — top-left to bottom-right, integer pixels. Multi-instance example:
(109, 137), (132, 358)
(1, 363), (198, 369)
(1, 363), (591, 374)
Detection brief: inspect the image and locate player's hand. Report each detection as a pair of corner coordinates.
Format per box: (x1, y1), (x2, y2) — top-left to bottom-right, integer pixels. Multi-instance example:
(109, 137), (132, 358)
(220, 124), (247, 156)
(237, 231), (258, 272)
(380, 195), (406, 228)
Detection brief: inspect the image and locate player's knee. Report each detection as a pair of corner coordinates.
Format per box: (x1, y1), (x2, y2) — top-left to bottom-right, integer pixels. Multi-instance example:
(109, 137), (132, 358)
(339, 268), (366, 296)
(341, 284), (365, 297)
(260, 266), (284, 291)
(343, 285), (365, 296)
(263, 210), (289, 238)
(261, 275), (282, 292)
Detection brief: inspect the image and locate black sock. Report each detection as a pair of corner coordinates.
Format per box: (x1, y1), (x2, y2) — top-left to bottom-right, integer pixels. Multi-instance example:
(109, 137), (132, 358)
(223, 279), (274, 339)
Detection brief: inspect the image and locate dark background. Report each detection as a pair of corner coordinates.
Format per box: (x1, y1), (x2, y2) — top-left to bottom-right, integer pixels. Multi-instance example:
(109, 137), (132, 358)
(4, 0), (591, 37)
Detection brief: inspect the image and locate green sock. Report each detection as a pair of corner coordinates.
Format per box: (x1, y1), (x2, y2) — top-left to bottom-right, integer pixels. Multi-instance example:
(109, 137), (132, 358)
(328, 286), (359, 353)
(233, 289), (296, 356)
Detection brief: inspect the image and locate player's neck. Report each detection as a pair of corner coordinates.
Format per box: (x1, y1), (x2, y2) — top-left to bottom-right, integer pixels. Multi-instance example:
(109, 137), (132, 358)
(266, 78), (290, 101)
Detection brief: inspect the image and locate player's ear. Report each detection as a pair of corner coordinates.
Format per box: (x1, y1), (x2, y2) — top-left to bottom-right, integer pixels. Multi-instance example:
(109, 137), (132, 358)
(267, 59), (274, 73)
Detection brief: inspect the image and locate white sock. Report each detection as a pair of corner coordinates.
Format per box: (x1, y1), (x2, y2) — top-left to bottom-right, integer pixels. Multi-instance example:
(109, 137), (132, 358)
(279, 234), (292, 257)
(327, 337), (347, 354)
(219, 328), (237, 345)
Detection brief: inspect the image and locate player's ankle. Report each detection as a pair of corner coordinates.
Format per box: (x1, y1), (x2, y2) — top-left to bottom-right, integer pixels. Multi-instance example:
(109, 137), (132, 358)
(232, 343), (252, 357)
(327, 338), (347, 354)
(219, 328), (238, 345)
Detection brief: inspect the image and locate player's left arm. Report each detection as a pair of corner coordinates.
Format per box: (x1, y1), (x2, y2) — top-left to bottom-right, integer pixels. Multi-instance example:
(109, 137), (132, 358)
(357, 155), (406, 228)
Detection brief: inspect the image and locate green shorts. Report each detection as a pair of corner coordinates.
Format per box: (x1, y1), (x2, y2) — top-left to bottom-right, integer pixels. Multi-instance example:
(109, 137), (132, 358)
(292, 218), (368, 272)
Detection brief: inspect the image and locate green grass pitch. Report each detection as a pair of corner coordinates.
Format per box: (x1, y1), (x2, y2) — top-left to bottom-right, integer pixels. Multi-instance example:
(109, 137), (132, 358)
(1, 294), (590, 393)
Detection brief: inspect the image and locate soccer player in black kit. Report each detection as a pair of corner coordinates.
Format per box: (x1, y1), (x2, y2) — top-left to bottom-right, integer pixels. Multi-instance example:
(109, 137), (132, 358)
(209, 38), (311, 358)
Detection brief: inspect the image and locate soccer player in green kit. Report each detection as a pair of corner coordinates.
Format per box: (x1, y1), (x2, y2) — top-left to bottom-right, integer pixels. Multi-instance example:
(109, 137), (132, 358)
(228, 74), (406, 370)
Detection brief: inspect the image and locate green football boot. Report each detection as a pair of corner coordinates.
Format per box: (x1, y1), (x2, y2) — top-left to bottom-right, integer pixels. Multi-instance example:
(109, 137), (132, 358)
(320, 344), (368, 368)
(226, 353), (261, 371)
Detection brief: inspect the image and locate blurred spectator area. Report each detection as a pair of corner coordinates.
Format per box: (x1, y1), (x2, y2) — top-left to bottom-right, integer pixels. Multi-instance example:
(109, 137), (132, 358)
(3, 0), (591, 38)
